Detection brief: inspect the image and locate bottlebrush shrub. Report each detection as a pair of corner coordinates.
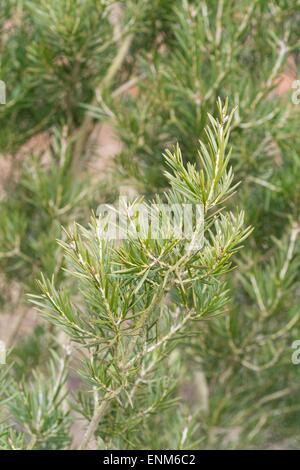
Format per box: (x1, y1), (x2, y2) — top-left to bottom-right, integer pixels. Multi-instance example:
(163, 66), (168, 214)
(0, 100), (250, 450)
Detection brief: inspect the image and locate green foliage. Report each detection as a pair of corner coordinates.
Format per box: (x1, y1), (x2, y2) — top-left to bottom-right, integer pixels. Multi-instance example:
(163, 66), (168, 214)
(113, 0), (300, 189)
(0, 0), (116, 150)
(27, 101), (249, 449)
(0, 129), (89, 288)
(0, 0), (300, 451)
(9, 351), (70, 449)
